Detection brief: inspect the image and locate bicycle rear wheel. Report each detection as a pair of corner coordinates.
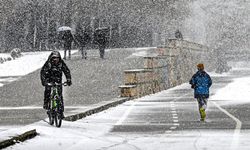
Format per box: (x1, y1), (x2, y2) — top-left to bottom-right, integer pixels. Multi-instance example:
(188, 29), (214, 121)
(48, 110), (54, 125)
(55, 112), (62, 127)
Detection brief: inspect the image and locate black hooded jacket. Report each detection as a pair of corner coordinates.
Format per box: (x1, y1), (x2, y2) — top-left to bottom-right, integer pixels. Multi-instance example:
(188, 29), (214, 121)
(75, 29), (90, 46)
(40, 52), (71, 86)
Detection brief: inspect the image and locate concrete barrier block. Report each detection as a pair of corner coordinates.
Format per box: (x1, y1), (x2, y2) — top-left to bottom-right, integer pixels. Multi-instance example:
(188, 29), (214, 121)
(120, 39), (214, 99)
(124, 72), (137, 84)
(124, 69), (153, 85)
(119, 85), (137, 97)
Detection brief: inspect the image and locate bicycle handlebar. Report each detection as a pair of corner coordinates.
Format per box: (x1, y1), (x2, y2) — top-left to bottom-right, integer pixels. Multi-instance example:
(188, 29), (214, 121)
(47, 82), (68, 87)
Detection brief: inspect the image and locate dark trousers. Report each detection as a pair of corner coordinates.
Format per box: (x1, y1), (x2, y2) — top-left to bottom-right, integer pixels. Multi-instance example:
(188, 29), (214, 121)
(80, 46), (87, 59)
(196, 95), (208, 110)
(99, 45), (105, 59)
(44, 85), (64, 112)
(64, 49), (71, 60)
(64, 44), (71, 59)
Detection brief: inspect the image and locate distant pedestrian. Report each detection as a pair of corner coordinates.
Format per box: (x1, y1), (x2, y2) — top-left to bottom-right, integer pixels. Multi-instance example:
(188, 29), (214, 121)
(62, 30), (74, 60)
(175, 29), (183, 40)
(75, 27), (91, 59)
(94, 28), (108, 59)
(189, 63), (212, 121)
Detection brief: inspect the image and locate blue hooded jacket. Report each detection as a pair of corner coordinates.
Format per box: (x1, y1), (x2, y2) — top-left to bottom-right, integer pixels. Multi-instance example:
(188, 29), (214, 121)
(189, 70), (212, 98)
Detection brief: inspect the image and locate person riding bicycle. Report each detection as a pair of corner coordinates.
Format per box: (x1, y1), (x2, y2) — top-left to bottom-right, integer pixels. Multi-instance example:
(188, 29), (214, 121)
(189, 63), (212, 121)
(40, 51), (72, 118)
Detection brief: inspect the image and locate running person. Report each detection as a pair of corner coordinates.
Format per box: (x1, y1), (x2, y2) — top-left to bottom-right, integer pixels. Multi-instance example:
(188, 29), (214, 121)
(189, 63), (212, 121)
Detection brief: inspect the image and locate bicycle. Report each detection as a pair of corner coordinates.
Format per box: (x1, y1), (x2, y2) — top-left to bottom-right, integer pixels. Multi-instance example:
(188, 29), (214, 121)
(47, 82), (67, 127)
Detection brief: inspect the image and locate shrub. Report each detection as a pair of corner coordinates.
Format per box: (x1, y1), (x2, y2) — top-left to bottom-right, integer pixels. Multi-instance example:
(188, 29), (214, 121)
(10, 48), (22, 59)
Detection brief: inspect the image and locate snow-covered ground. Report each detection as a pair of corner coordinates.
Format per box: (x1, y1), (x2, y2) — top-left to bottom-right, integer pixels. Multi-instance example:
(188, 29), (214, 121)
(211, 76), (250, 105)
(0, 51), (52, 77)
(0, 50), (77, 87)
(1, 50), (250, 149)
(2, 67), (250, 150)
(0, 48), (154, 87)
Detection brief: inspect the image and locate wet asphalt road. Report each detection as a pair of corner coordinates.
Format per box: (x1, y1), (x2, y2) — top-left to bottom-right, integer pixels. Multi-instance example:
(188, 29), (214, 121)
(110, 68), (250, 135)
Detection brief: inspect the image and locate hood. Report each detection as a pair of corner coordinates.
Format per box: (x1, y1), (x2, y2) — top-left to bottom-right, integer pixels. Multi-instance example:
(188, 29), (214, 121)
(196, 70), (206, 76)
(48, 51), (62, 61)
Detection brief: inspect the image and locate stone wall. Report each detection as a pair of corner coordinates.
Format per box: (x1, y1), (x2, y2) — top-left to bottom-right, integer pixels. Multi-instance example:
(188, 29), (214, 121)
(119, 39), (216, 97)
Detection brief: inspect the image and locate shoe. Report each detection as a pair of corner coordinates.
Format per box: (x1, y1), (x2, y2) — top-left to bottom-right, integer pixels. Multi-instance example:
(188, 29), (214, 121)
(60, 113), (65, 119)
(199, 108), (206, 121)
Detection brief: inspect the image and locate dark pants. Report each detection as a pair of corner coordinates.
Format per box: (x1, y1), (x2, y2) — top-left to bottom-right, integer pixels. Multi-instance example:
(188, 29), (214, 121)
(196, 95), (208, 110)
(44, 85), (64, 112)
(80, 46), (87, 59)
(64, 49), (71, 60)
(64, 44), (71, 59)
(98, 45), (105, 59)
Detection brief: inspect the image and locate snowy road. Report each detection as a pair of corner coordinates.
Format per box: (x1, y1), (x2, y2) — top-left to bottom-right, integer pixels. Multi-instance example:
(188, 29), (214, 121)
(0, 48), (147, 129)
(0, 48), (146, 126)
(3, 64), (250, 150)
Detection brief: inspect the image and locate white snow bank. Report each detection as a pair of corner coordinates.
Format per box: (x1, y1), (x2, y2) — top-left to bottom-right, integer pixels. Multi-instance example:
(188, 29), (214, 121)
(209, 71), (230, 77)
(0, 51), (70, 77)
(0, 51), (50, 76)
(210, 76), (250, 104)
(0, 53), (12, 59)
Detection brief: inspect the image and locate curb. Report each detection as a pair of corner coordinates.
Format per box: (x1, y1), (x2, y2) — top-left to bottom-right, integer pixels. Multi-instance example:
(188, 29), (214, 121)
(0, 97), (131, 148)
(0, 129), (37, 149)
(64, 97), (131, 121)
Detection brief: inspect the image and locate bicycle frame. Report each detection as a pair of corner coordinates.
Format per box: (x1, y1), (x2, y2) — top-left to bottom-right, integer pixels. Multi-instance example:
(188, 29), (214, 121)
(50, 86), (60, 109)
(47, 82), (67, 127)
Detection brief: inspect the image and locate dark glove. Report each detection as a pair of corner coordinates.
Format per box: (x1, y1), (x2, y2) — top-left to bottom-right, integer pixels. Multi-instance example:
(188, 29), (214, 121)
(42, 82), (47, 86)
(67, 79), (72, 86)
(191, 84), (195, 89)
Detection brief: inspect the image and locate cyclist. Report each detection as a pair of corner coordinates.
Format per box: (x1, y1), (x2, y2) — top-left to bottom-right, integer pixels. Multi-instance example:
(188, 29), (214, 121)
(189, 63), (212, 121)
(40, 51), (72, 118)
